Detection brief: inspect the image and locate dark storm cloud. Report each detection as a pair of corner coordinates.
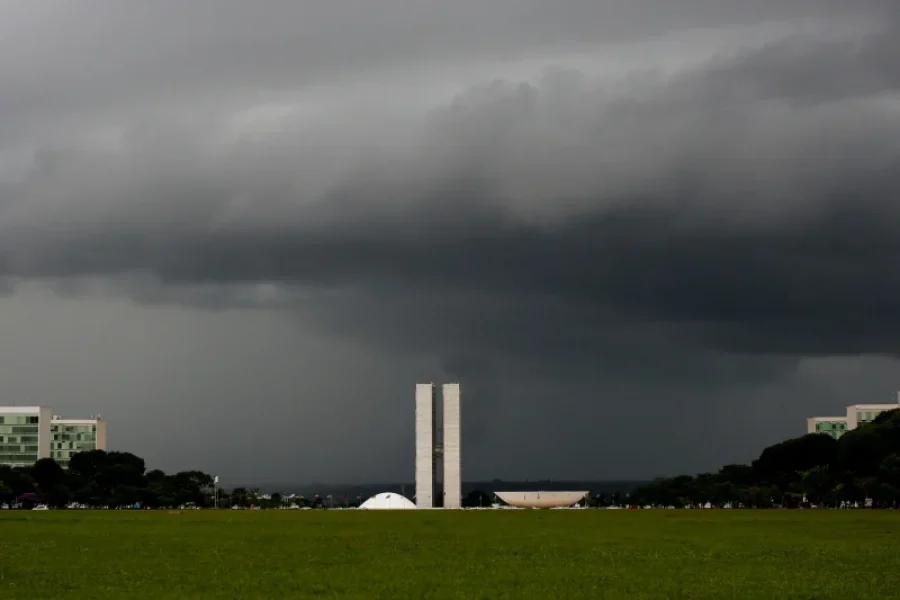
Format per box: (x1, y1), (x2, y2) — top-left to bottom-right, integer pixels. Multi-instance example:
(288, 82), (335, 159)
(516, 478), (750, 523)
(2, 2), (900, 481)
(0, 0), (881, 148)
(2, 15), (899, 360)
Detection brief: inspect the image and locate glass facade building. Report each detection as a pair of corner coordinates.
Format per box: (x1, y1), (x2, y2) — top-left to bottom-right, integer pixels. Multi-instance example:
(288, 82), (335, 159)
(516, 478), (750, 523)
(51, 419), (106, 467)
(0, 407), (53, 468)
(808, 402), (900, 440)
(855, 409), (884, 427)
(813, 420), (848, 439)
(0, 407), (105, 468)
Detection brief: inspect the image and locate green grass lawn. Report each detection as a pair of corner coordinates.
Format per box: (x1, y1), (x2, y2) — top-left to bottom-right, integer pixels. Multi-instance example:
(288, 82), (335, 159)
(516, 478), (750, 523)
(1, 509), (899, 599)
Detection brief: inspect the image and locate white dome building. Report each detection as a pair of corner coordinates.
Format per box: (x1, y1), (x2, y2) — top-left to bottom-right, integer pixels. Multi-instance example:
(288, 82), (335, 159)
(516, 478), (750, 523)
(358, 493), (417, 510)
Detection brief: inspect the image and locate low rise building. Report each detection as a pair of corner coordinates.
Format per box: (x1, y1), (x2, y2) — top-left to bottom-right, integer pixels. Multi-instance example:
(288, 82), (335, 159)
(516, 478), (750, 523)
(0, 407), (53, 468)
(807, 415), (850, 439)
(807, 395), (900, 439)
(51, 416), (107, 467)
(0, 406), (106, 468)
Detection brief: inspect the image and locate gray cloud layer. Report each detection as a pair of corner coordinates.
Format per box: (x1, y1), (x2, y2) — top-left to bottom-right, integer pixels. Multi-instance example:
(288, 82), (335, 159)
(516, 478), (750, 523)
(0, 1), (898, 481)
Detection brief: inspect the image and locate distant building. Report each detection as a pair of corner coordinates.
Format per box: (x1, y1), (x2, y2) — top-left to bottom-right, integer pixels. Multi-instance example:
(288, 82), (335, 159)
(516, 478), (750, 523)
(359, 492), (416, 510)
(51, 415), (108, 467)
(0, 406), (106, 468)
(442, 383), (462, 510)
(495, 491), (588, 508)
(414, 382), (462, 509)
(0, 407), (53, 468)
(415, 383), (437, 509)
(807, 415), (850, 439)
(807, 395), (900, 439)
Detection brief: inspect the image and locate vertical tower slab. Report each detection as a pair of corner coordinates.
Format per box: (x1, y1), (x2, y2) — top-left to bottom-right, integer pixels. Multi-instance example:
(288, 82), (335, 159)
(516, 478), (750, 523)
(415, 383), (436, 508)
(442, 383), (462, 509)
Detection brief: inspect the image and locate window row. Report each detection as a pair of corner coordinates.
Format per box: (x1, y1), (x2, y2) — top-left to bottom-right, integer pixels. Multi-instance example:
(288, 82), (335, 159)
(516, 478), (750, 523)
(52, 434), (96, 442)
(0, 415), (40, 425)
(53, 442), (98, 450)
(0, 425), (39, 435)
(52, 425), (97, 433)
(0, 453), (38, 462)
(0, 435), (39, 443)
(0, 444), (39, 452)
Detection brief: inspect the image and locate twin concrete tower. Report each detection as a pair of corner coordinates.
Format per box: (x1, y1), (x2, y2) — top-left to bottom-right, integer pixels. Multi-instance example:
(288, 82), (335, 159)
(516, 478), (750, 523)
(415, 383), (461, 509)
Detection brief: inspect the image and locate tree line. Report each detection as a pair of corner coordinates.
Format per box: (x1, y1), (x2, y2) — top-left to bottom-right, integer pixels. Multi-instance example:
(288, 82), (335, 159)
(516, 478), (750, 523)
(0, 450), (372, 509)
(0, 450), (221, 508)
(626, 408), (900, 508)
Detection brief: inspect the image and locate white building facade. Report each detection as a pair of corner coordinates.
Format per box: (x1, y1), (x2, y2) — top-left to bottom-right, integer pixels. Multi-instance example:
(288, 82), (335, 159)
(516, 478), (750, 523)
(51, 416), (108, 467)
(0, 406), (53, 468)
(415, 383), (437, 508)
(807, 395), (900, 439)
(442, 383), (462, 509)
(414, 383), (462, 509)
(0, 407), (107, 468)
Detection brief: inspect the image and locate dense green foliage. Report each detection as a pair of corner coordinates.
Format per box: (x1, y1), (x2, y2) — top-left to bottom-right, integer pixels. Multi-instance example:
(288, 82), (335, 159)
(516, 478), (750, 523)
(1, 510), (897, 599)
(0, 450), (220, 508)
(0, 449), (352, 509)
(629, 409), (900, 508)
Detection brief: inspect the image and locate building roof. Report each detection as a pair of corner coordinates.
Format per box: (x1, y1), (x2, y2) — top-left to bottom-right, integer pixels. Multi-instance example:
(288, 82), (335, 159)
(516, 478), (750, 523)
(358, 493), (416, 510)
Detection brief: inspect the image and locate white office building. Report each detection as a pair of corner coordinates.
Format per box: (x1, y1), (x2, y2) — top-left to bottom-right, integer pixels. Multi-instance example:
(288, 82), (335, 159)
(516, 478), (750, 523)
(807, 394), (900, 439)
(0, 406), (107, 468)
(51, 415), (108, 467)
(0, 407), (53, 468)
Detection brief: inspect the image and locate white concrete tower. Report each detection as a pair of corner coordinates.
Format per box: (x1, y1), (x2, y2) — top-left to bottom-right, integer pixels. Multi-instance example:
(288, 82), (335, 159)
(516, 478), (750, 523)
(415, 383), (437, 508)
(442, 383), (462, 509)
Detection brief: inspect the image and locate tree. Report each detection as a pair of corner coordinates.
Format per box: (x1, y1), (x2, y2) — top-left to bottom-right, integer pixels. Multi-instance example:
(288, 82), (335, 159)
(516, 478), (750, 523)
(718, 464), (755, 487)
(68, 450), (146, 489)
(798, 466), (836, 506)
(173, 471), (214, 505)
(230, 487), (251, 507)
(0, 451), (217, 509)
(31, 458), (70, 508)
(875, 454), (900, 506)
(710, 482), (739, 506)
(741, 485), (775, 508)
(840, 410), (900, 477)
(0, 481), (13, 505)
(753, 434), (840, 488)
(0, 466), (35, 498)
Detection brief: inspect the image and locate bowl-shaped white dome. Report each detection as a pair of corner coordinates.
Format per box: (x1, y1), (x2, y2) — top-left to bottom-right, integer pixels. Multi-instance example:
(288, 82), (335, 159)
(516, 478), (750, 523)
(494, 491), (588, 508)
(358, 492), (417, 510)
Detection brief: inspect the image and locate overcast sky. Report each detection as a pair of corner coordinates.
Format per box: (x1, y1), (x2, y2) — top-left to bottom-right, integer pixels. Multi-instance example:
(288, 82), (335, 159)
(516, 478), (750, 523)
(1, 0), (899, 484)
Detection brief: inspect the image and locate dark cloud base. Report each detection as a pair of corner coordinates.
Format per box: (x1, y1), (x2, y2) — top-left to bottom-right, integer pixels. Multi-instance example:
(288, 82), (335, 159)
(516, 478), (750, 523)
(3, 21), (900, 363)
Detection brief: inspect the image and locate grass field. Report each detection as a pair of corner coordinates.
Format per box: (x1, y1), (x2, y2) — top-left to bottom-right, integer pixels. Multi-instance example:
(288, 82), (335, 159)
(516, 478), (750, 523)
(1, 510), (899, 599)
